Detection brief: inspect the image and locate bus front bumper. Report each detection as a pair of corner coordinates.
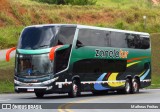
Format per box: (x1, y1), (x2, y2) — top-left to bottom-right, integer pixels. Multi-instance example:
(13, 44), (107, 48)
(14, 77), (59, 93)
(15, 86), (53, 92)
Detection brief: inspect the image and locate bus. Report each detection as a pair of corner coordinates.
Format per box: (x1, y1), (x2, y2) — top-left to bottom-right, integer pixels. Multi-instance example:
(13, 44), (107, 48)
(6, 24), (151, 98)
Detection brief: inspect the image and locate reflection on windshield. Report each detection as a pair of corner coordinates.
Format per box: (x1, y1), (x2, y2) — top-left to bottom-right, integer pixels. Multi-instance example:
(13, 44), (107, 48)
(17, 54), (53, 76)
(18, 26), (57, 50)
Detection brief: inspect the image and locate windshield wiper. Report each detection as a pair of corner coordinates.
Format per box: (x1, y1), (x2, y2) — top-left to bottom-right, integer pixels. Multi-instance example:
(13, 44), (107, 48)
(32, 45), (49, 49)
(39, 45), (49, 48)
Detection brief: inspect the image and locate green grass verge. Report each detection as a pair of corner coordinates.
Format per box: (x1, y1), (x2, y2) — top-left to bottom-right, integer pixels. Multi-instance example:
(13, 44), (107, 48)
(0, 58), (14, 93)
(0, 81), (14, 93)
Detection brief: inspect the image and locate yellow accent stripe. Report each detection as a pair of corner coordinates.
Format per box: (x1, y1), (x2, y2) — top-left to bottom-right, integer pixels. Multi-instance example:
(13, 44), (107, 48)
(138, 70), (146, 77)
(108, 61), (141, 87)
(127, 61), (141, 67)
(108, 73), (125, 87)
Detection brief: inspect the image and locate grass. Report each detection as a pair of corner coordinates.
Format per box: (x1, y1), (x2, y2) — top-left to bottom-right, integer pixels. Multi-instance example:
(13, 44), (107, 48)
(0, 58), (14, 93)
(96, 0), (154, 8)
(0, 26), (24, 49)
(0, 0), (160, 49)
(149, 33), (160, 88)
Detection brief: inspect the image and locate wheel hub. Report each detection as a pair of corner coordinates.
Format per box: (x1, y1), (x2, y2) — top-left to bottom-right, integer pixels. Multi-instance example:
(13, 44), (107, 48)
(133, 82), (138, 92)
(73, 84), (78, 95)
(126, 82), (130, 92)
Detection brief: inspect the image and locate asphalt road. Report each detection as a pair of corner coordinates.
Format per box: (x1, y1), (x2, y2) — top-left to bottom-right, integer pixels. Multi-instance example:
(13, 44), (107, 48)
(0, 49), (15, 61)
(0, 89), (160, 112)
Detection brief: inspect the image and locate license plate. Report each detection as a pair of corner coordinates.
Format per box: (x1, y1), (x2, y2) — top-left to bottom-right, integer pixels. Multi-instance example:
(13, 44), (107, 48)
(27, 89), (34, 92)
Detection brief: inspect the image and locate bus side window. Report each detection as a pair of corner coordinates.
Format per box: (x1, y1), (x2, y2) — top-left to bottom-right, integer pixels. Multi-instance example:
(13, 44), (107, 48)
(110, 32), (128, 48)
(53, 27), (76, 46)
(76, 29), (90, 47)
(134, 35), (142, 49)
(77, 29), (110, 47)
(126, 34), (150, 49)
(126, 34), (135, 48)
(140, 37), (150, 49)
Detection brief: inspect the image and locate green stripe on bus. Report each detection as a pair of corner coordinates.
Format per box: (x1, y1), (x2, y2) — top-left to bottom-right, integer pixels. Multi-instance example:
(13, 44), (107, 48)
(17, 45), (70, 54)
(17, 48), (51, 54)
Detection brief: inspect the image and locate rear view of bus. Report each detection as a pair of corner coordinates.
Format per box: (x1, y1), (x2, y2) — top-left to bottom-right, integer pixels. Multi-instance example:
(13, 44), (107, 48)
(11, 25), (76, 97)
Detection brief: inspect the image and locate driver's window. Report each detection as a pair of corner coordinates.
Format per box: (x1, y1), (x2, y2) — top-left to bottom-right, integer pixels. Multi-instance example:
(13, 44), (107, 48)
(57, 27), (76, 45)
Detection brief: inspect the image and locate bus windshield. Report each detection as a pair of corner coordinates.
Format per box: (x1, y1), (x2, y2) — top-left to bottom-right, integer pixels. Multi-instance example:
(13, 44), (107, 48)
(18, 26), (57, 49)
(16, 54), (53, 77)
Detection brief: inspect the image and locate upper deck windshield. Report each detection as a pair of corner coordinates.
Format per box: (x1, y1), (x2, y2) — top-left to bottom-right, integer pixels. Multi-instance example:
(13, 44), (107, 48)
(18, 26), (57, 49)
(18, 26), (76, 50)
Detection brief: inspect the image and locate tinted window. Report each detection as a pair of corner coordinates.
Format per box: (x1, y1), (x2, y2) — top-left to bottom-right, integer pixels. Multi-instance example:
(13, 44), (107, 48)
(110, 32), (128, 48)
(140, 37), (150, 49)
(126, 34), (150, 49)
(110, 32), (150, 49)
(57, 27), (76, 45)
(126, 34), (135, 48)
(18, 26), (56, 49)
(77, 29), (109, 47)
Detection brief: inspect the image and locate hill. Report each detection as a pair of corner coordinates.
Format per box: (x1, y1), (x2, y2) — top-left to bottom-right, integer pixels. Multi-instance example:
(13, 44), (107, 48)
(0, 0), (160, 49)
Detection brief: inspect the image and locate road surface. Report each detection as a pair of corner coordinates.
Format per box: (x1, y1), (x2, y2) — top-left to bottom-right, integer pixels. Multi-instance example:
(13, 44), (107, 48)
(0, 89), (160, 112)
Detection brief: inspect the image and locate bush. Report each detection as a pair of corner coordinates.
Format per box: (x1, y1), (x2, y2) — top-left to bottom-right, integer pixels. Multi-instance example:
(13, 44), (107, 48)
(36, 0), (65, 4)
(35, 0), (97, 5)
(65, 0), (97, 5)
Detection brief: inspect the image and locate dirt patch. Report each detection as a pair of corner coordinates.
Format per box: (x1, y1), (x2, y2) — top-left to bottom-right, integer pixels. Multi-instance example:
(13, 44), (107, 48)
(152, 0), (160, 5)
(0, 0), (21, 26)
(60, 11), (115, 25)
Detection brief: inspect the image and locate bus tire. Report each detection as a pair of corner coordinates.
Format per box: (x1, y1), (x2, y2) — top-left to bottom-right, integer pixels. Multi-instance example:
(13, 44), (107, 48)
(68, 80), (80, 98)
(124, 78), (132, 94)
(35, 92), (44, 98)
(132, 79), (139, 93)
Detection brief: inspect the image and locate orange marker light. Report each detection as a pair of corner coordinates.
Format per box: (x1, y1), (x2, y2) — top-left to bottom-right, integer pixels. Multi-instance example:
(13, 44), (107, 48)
(49, 45), (63, 61)
(6, 47), (16, 62)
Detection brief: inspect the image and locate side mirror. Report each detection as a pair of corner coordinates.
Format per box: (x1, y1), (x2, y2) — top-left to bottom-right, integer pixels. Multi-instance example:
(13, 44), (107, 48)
(49, 45), (63, 61)
(6, 47), (16, 62)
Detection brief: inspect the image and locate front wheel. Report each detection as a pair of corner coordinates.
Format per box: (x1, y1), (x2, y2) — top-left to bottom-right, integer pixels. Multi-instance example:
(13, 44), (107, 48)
(68, 80), (80, 98)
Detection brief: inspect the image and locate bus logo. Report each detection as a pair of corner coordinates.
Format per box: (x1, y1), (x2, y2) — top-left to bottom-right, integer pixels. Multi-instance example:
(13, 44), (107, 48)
(95, 49), (129, 59)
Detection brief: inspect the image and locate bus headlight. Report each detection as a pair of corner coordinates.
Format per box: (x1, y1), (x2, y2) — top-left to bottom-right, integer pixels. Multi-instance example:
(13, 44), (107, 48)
(14, 79), (21, 85)
(42, 77), (59, 85)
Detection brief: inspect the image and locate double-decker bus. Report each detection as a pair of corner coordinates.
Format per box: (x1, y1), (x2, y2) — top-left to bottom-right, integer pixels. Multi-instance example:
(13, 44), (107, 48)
(6, 24), (151, 98)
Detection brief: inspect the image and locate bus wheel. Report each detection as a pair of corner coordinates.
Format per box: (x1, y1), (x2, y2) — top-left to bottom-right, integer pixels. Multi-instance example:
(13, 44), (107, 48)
(68, 80), (80, 98)
(124, 79), (132, 94)
(35, 92), (44, 98)
(132, 79), (139, 93)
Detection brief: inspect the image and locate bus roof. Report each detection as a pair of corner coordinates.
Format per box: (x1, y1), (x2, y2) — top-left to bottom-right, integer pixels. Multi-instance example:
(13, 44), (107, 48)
(26, 24), (150, 36)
